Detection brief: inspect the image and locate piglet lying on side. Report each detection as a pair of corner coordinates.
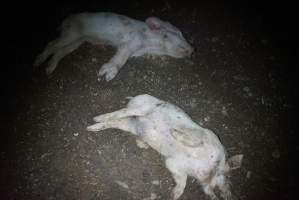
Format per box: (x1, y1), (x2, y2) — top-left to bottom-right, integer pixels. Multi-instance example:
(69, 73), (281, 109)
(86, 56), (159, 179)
(34, 12), (193, 81)
(87, 94), (243, 200)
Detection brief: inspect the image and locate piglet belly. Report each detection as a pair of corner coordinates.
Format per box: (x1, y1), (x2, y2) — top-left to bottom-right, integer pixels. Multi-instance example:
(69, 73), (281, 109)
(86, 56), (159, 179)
(143, 130), (186, 158)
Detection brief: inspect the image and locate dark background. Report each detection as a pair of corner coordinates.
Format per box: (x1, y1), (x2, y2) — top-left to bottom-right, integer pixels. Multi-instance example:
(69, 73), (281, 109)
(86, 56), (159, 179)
(2, 0), (298, 199)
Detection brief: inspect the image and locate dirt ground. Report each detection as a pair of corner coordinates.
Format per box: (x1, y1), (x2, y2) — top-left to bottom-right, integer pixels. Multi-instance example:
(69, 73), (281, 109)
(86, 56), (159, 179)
(2, 1), (298, 200)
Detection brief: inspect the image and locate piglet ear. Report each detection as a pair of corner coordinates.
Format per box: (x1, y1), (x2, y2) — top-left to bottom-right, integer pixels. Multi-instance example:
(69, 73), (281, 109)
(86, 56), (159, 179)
(228, 154), (243, 170)
(145, 17), (163, 30)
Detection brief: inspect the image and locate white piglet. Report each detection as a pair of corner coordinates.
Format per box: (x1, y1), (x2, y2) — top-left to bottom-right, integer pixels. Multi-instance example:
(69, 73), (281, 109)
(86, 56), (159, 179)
(87, 94), (243, 200)
(34, 12), (193, 81)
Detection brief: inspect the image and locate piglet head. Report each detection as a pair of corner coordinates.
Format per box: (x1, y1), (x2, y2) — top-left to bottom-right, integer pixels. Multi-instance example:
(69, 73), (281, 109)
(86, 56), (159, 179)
(145, 17), (194, 58)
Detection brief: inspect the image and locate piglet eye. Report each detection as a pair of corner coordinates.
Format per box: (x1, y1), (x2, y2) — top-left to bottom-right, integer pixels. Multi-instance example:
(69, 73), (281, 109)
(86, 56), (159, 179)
(163, 34), (168, 39)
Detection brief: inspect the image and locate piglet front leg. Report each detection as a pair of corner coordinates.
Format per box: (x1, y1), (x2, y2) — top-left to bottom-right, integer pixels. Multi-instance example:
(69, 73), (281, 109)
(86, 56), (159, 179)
(98, 42), (142, 81)
(98, 62), (120, 81)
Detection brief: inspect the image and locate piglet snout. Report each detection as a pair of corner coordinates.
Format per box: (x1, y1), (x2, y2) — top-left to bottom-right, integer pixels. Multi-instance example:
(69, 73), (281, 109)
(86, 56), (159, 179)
(178, 46), (194, 58)
(186, 46), (194, 57)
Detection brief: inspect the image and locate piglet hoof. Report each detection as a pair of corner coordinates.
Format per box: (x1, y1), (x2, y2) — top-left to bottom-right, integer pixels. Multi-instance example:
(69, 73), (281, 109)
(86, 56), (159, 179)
(45, 66), (56, 77)
(98, 63), (119, 81)
(33, 55), (43, 68)
(171, 189), (184, 200)
(86, 122), (107, 132)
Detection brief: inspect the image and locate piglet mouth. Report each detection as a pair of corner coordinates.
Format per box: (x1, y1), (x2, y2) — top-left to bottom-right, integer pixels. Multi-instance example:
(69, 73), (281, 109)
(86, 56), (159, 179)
(178, 47), (194, 58)
(186, 47), (194, 57)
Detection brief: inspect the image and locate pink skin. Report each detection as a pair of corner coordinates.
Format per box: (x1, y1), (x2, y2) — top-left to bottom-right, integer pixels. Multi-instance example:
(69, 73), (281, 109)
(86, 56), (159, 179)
(87, 94), (243, 200)
(34, 12), (194, 81)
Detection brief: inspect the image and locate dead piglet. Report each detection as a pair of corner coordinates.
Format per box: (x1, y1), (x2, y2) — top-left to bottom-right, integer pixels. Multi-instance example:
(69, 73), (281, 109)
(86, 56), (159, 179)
(87, 94), (243, 200)
(34, 12), (193, 81)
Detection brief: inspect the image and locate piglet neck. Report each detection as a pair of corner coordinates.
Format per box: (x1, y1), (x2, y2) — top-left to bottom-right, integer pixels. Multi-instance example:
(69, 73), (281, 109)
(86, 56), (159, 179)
(143, 29), (162, 47)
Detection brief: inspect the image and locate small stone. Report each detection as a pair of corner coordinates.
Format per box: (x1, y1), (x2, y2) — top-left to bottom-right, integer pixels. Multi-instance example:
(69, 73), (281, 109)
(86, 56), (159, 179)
(151, 180), (160, 185)
(243, 87), (253, 97)
(246, 171), (252, 179)
(40, 152), (52, 160)
(190, 99), (197, 109)
(221, 106), (228, 116)
(142, 193), (158, 200)
(222, 124), (228, 129)
(73, 133), (79, 137)
(204, 117), (210, 122)
(150, 193), (157, 200)
(243, 87), (250, 92)
(211, 36), (219, 43)
(272, 150), (280, 159)
(261, 96), (265, 105)
(91, 57), (97, 63)
(136, 139), (149, 149)
(115, 180), (129, 189)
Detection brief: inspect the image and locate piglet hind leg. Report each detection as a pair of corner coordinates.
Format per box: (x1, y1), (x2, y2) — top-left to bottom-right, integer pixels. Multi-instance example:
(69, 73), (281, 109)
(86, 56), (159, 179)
(46, 38), (86, 75)
(93, 108), (147, 122)
(216, 176), (232, 200)
(202, 185), (219, 200)
(33, 39), (60, 67)
(34, 33), (80, 68)
(86, 117), (137, 135)
(165, 159), (188, 200)
(34, 38), (70, 67)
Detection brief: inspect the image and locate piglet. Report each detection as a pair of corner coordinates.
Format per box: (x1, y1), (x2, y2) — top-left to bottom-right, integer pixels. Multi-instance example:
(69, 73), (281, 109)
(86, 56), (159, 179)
(34, 12), (193, 81)
(87, 94), (243, 200)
